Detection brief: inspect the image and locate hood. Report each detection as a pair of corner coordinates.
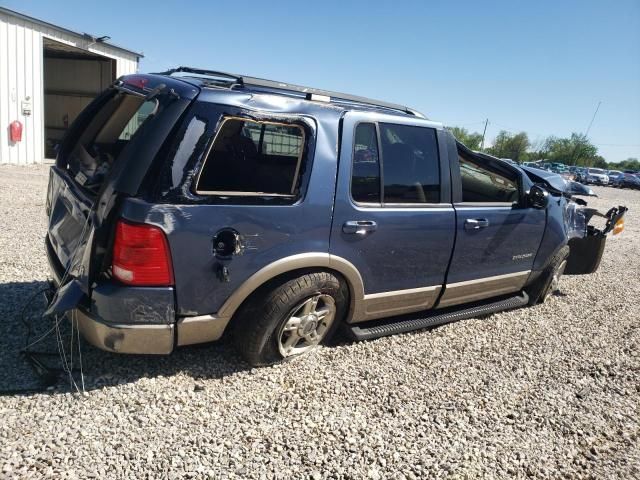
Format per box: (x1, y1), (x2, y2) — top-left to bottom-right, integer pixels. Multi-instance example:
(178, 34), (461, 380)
(520, 166), (596, 197)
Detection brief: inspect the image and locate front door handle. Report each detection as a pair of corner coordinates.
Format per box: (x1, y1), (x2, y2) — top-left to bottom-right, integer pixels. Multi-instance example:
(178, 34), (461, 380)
(343, 220), (377, 235)
(464, 218), (490, 230)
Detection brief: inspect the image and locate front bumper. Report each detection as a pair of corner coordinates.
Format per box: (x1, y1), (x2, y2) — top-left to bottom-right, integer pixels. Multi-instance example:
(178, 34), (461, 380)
(587, 177), (608, 185)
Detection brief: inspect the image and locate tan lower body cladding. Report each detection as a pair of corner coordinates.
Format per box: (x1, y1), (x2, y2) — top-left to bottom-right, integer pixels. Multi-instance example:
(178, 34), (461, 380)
(437, 271), (531, 308)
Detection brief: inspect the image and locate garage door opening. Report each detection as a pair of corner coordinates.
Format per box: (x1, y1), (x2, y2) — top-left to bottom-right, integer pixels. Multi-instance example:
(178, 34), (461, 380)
(43, 38), (115, 159)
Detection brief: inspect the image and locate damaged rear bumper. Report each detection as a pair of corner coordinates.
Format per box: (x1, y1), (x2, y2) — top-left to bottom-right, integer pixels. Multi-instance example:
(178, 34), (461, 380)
(73, 308), (175, 354)
(71, 283), (177, 354)
(47, 234), (177, 354)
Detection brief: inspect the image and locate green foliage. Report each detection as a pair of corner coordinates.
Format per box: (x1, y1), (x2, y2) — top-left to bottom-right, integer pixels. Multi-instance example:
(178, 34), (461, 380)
(487, 130), (530, 163)
(447, 127), (484, 150)
(541, 133), (598, 166)
(608, 157), (640, 171)
(447, 125), (634, 170)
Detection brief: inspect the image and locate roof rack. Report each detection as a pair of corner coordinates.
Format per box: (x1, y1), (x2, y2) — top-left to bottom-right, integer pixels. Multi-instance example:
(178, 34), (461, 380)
(153, 66), (425, 118)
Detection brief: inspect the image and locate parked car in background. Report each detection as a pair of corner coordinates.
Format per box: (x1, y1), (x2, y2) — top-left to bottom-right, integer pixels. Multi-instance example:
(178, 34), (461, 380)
(43, 67), (628, 366)
(584, 168), (609, 185)
(617, 171), (640, 189)
(575, 167), (588, 183)
(549, 163), (567, 174)
(607, 170), (624, 186)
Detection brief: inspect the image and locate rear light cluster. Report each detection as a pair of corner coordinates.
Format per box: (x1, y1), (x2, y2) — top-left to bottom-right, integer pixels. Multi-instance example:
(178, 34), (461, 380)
(112, 220), (174, 286)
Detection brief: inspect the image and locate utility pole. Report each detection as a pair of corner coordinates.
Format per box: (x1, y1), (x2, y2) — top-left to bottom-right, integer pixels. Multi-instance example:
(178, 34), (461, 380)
(480, 118), (489, 151)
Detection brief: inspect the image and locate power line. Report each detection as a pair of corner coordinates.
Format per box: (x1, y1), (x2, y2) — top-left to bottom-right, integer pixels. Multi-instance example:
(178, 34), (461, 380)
(584, 101), (602, 137)
(594, 143), (640, 147)
(480, 118), (489, 152)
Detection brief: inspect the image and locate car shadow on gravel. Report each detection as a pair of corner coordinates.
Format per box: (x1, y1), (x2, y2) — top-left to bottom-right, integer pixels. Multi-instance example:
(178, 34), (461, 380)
(0, 281), (252, 396)
(0, 280), (484, 397)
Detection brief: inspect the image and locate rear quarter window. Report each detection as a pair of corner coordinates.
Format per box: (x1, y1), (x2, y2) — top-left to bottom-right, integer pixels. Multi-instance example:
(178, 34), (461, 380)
(195, 118), (305, 198)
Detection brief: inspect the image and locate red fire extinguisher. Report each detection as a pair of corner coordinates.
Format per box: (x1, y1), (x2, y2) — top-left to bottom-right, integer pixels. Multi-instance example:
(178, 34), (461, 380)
(10, 120), (23, 143)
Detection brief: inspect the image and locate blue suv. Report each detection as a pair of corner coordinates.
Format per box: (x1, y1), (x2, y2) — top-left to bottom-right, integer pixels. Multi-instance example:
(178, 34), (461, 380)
(45, 68), (627, 366)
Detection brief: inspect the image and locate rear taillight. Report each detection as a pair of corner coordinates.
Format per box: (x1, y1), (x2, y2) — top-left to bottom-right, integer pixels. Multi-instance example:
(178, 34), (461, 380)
(112, 220), (174, 286)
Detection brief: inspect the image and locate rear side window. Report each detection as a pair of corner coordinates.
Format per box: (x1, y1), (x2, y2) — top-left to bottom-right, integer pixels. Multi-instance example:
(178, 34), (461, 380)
(350, 122), (440, 204)
(459, 150), (518, 203)
(196, 118), (305, 197)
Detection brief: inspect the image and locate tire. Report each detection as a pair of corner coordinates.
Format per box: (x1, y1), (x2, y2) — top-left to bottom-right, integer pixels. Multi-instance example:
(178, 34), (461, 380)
(233, 271), (348, 366)
(526, 245), (570, 305)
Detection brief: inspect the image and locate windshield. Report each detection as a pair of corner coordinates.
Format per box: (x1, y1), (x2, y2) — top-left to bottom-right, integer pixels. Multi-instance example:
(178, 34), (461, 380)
(589, 168), (604, 174)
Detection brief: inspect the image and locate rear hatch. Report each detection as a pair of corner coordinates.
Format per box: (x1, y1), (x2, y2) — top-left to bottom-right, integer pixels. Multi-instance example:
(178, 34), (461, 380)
(45, 74), (200, 310)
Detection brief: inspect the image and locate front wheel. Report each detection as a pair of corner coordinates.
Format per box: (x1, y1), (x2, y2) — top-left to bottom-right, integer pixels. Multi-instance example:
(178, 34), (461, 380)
(526, 245), (570, 305)
(233, 271), (348, 366)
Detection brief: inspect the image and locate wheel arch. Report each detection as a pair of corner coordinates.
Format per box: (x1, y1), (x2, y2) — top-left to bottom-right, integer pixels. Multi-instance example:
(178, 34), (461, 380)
(218, 253), (364, 323)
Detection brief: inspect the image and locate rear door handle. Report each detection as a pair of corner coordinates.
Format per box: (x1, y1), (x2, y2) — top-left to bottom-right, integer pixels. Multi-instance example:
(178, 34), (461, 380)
(464, 218), (490, 230)
(343, 220), (377, 235)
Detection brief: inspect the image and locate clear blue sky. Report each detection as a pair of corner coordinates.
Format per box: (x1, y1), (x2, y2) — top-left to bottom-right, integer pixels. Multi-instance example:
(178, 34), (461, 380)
(5, 0), (640, 161)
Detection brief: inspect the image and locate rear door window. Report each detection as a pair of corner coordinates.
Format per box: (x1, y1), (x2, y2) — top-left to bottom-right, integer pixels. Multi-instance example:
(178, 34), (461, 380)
(195, 118), (305, 197)
(350, 122), (440, 205)
(351, 123), (381, 203)
(379, 123), (440, 204)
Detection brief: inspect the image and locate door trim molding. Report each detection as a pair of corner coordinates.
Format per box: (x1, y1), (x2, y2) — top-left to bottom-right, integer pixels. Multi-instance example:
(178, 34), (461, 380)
(437, 270), (531, 309)
(357, 285), (442, 323)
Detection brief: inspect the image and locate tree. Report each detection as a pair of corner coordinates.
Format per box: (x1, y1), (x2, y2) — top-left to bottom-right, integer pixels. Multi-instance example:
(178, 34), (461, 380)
(544, 133), (598, 166)
(488, 130), (530, 163)
(608, 157), (640, 171)
(447, 126), (484, 151)
(591, 155), (608, 169)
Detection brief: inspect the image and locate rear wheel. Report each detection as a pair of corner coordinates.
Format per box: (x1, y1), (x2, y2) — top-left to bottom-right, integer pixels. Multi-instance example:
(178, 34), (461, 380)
(526, 245), (570, 305)
(233, 271), (348, 366)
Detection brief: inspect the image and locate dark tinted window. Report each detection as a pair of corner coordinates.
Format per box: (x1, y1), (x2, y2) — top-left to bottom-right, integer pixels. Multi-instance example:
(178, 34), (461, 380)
(196, 118), (305, 196)
(351, 123), (381, 203)
(459, 150), (519, 203)
(379, 123), (440, 203)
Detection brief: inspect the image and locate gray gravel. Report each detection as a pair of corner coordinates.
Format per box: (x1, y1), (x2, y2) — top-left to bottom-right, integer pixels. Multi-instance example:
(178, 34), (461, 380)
(1, 164), (639, 479)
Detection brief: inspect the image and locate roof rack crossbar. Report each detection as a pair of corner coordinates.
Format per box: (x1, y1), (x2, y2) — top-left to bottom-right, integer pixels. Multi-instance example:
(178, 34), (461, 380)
(154, 66), (425, 118)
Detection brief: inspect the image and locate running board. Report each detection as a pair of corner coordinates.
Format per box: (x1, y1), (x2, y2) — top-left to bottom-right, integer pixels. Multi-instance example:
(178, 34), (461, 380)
(348, 291), (529, 341)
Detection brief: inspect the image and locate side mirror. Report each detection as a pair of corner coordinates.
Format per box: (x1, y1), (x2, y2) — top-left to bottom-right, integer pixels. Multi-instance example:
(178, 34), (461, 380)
(528, 185), (549, 209)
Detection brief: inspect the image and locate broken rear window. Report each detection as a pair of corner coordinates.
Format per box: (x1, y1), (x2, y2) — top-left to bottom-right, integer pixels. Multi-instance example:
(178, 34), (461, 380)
(195, 118), (305, 197)
(66, 93), (157, 192)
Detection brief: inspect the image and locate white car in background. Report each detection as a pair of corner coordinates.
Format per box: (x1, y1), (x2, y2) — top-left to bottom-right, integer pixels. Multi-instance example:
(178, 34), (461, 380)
(584, 168), (609, 185)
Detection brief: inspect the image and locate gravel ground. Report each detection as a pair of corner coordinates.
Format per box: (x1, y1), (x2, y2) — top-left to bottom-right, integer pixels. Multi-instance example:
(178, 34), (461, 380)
(0, 164), (638, 479)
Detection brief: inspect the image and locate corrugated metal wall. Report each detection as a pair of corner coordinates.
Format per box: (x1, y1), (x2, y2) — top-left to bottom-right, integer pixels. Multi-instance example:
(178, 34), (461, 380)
(43, 57), (114, 157)
(0, 11), (139, 164)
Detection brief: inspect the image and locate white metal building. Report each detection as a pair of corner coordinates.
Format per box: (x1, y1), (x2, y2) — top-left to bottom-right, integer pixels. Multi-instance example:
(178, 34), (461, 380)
(0, 7), (142, 164)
